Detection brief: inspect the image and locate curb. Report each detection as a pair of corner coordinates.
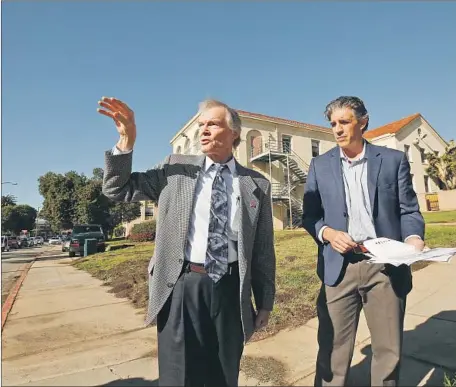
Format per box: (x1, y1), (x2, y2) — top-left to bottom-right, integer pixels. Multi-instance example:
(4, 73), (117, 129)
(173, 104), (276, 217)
(1, 259), (35, 331)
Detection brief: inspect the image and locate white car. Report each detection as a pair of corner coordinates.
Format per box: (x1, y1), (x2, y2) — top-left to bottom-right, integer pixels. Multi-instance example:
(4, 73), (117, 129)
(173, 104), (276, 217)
(48, 237), (61, 245)
(1, 236), (10, 252)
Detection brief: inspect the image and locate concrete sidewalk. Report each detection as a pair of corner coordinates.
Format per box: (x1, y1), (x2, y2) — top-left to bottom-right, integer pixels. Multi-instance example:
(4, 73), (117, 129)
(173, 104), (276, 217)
(2, 252), (455, 386)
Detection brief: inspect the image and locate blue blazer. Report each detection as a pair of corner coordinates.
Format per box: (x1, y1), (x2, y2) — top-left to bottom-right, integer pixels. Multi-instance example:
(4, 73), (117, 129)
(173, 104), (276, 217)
(302, 142), (425, 293)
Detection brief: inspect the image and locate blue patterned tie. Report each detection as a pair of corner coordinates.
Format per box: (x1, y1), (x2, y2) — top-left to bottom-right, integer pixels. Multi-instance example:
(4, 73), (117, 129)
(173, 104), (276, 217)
(205, 164), (229, 282)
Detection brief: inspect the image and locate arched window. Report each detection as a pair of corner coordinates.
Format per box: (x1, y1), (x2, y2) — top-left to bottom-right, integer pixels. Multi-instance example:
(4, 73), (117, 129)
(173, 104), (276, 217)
(176, 145), (182, 154)
(184, 138), (191, 154)
(246, 130), (263, 159)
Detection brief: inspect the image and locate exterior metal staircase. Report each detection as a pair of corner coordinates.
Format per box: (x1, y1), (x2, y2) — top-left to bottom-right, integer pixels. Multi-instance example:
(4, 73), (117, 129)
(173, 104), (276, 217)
(250, 135), (309, 228)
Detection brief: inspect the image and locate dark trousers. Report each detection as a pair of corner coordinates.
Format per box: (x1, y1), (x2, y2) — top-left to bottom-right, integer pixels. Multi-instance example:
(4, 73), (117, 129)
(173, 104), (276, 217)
(157, 263), (244, 387)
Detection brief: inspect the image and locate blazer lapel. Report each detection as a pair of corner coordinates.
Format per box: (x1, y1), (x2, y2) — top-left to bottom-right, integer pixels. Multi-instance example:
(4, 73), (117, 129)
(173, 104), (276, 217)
(366, 143), (382, 213)
(236, 162), (260, 261)
(179, 155), (205, 248)
(330, 148), (347, 212)
(237, 163), (260, 225)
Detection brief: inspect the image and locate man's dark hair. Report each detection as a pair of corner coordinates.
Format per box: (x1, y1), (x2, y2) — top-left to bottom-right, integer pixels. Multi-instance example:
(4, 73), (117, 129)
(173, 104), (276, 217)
(324, 96), (370, 133)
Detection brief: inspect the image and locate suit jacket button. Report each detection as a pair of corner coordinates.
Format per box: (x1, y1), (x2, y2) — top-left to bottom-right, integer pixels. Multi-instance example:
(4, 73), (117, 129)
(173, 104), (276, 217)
(167, 282), (174, 288)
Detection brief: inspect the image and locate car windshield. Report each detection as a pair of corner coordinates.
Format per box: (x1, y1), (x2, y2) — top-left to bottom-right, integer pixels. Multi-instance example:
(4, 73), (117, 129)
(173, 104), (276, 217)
(73, 225), (102, 233)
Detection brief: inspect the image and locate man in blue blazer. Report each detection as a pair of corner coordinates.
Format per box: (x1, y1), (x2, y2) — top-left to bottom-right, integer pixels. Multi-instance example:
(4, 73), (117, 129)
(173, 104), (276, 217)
(302, 96), (425, 386)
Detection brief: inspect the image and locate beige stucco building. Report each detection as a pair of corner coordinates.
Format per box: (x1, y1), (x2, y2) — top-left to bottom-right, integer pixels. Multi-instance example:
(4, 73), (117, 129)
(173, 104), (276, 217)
(125, 109), (451, 232)
(123, 200), (156, 236)
(363, 113), (449, 212)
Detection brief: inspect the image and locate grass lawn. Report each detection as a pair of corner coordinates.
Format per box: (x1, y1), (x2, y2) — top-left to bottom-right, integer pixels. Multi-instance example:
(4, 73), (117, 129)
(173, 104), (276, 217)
(73, 226), (456, 340)
(423, 210), (456, 224)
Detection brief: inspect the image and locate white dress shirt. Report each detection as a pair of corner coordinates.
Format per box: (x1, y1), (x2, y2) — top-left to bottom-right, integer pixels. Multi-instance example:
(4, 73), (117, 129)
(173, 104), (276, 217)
(185, 156), (240, 263)
(111, 146), (240, 263)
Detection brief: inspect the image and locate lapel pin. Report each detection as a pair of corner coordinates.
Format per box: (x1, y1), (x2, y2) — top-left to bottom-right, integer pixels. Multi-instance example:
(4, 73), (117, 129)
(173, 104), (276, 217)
(250, 200), (257, 208)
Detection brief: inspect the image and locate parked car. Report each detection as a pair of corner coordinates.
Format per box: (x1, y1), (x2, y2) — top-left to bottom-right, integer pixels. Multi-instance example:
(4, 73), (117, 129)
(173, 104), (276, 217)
(7, 236), (19, 249)
(68, 224), (106, 257)
(48, 237), (61, 245)
(21, 237), (33, 247)
(2, 236), (10, 252)
(36, 236), (44, 245)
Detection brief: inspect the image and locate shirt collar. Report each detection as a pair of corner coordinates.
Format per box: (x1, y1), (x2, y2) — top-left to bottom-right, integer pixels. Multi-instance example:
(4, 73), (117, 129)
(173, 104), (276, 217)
(340, 141), (367, 163)
(204, 155), (237, 175)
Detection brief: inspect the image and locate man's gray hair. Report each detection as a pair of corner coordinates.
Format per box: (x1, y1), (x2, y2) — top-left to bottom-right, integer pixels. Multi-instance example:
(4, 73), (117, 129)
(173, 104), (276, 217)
(324, 96), (370, 133)
(198, 99), (242, 148)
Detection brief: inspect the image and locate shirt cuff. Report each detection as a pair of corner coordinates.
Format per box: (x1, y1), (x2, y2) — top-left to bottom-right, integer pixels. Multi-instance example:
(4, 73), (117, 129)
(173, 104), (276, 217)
(318, 226), (329, 244)
(404, 235), (422, 242)
(112, 145), (133, 155)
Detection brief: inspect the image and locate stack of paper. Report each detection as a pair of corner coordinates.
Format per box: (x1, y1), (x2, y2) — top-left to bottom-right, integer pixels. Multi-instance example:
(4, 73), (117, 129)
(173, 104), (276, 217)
(361, 238), (456, 267)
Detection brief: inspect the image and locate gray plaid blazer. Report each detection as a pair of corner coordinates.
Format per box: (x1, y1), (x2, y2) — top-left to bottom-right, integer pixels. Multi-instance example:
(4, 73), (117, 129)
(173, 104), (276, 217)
(103, 151), (276, 342)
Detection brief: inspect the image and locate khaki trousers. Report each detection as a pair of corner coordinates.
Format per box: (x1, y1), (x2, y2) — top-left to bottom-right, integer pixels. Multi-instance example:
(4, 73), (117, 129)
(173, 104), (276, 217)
(314, 261), (407, 387)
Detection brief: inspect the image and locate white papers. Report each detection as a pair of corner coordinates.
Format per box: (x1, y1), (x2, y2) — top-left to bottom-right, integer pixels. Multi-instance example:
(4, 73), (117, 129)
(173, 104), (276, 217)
(362, 238), (456, 267)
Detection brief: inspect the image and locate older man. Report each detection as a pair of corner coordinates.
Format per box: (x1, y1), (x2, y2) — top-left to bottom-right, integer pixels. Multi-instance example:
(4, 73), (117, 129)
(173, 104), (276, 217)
(99, 97), (276, 386)
(302, 96), (425, 386)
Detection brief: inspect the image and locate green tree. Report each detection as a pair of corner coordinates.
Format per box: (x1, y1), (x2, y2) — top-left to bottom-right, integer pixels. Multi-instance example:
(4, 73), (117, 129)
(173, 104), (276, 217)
(1, 195), (17, 207)
(1, 204), (37, 234)
(74, 179), (111, 228)
(106, 202), (141, 236)
(15, 205), (38, 233)
(1, 205), (20, 233)
(38, 167), (141, 237)
(92, 168), (104, 181)
(426, 140), (456, 190)
(38, 171), (88, 231)
(39, 172), (73, 230)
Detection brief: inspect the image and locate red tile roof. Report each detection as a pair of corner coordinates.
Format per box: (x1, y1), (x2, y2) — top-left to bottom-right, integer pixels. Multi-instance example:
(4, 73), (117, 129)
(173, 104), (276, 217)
(236, 110), (332, 133)
(364, 113), (421, 139)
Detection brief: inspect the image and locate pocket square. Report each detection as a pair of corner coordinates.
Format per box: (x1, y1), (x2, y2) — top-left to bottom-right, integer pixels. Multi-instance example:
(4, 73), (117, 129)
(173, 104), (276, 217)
(250, 200), (257, 208)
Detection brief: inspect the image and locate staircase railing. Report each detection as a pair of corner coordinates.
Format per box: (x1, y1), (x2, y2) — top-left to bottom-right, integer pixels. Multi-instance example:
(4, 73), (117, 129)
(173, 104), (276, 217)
(271, 183), (289, 198)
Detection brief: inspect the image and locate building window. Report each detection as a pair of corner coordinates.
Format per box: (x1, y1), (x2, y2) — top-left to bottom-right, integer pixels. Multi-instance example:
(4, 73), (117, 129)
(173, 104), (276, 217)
(184, 138), (190, 154)
(311, 140), (320, 158)
(424, 176), (430, 193)
(176, 146), (182, 154)
(144, 201), (154, 218)
(404, 145), (411, 161)
(193, 130), (200, 153)
(420, 148), (427, 164)
(282, 135), (291, 153)
(250, 134), (262, 158)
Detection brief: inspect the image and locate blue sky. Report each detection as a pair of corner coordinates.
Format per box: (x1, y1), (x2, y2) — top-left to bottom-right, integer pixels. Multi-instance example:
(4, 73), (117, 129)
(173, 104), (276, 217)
(2, 2), (456, 209)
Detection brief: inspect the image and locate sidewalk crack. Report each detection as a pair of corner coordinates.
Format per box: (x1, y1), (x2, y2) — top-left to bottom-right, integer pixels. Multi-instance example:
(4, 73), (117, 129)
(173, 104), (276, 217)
(108, 366), (124, 380)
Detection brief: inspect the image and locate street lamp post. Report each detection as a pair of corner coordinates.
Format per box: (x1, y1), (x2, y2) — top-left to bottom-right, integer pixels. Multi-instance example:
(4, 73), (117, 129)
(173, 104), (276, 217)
(35, 207), (41, 238)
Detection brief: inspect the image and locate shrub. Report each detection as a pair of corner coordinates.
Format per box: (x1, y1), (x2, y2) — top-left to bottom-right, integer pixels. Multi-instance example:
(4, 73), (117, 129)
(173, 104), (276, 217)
(129, 232), (155, 242)
(129, 220), (156, 242)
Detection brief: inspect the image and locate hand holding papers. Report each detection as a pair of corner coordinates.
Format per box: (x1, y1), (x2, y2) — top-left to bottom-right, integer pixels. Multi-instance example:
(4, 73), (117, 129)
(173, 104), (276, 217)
(358, 238), (456, 266)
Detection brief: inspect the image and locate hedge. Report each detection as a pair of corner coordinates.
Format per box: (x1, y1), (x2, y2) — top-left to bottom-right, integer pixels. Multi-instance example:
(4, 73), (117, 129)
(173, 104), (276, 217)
(129, 220), (156, 242)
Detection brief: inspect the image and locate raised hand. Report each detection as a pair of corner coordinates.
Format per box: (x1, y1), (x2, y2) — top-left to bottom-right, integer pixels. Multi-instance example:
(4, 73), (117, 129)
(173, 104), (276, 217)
(98, 97), (136, 151)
